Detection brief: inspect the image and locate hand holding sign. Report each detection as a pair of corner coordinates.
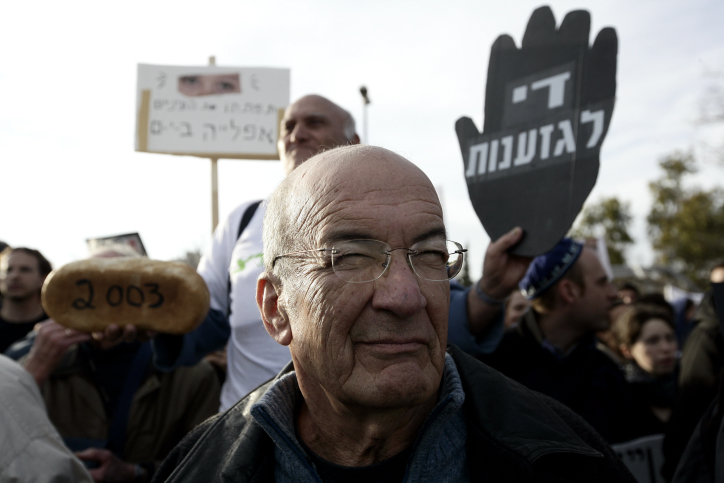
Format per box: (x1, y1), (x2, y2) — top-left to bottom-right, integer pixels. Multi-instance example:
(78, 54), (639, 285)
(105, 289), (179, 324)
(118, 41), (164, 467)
(456, 7), (617, 256)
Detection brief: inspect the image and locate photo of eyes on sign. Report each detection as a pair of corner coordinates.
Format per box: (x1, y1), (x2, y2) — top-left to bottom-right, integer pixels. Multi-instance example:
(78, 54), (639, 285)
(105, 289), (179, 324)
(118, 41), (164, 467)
(135, 64), (290, 159)
(41, 258), (210, 334)
(456, 7), (617, 256)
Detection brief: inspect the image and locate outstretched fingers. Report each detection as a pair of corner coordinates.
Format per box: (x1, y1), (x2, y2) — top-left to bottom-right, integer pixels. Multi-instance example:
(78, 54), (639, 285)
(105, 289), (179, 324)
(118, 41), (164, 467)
(521, 6), (557, 48)
(455, 117), (480, 153)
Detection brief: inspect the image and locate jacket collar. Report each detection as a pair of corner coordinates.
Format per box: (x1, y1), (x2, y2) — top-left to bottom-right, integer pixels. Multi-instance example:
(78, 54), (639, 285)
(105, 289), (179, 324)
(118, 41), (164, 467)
(448, 344), (602, 463)
(206, 348), (602, 481)
(248, 354), (469, 481)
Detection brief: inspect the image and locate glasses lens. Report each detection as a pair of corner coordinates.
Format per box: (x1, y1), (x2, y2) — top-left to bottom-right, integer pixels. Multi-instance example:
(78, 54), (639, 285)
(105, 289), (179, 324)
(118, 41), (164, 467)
(331, 240), (389, 283)
(409, 240), (464, 281)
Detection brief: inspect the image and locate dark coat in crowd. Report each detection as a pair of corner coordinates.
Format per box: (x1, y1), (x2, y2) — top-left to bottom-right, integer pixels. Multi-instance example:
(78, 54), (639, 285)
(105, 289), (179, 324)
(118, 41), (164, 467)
(663, 289), (724, 480)
(671, 395), (724, 482)
(40, 341), (221, 472)
(480, 311), (649, 444)
(152, 345), (635, 482)
(622, 361), (678, 437)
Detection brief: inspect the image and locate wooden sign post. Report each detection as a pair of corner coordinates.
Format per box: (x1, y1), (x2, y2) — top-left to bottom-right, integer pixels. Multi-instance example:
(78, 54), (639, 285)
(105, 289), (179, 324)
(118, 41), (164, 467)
(209, 56), (219, 232)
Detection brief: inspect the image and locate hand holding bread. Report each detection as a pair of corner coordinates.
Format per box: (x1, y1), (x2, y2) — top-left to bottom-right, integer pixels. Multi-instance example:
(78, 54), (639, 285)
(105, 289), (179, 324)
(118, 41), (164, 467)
(42, 258), (210, 335)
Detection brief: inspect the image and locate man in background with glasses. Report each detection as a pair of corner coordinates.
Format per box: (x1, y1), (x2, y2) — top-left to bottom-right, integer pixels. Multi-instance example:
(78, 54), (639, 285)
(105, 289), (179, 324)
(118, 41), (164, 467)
(154, 145), (633, 482)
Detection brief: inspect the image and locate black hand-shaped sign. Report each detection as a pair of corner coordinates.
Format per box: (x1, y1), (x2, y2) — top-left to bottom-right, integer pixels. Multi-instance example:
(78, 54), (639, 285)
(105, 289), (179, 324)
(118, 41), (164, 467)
(456, 7), (617, 256)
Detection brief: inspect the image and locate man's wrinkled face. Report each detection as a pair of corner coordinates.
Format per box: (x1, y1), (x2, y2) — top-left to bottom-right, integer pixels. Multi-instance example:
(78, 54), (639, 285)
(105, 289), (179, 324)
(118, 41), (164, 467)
(279, 153), (449, 409)
(277, 96), (351, 175)
(0, 252), (45, 300)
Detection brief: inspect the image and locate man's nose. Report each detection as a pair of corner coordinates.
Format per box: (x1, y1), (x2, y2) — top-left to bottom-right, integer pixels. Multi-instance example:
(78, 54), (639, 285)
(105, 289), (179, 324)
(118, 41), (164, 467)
(289, 123), (309, 143)
(371, 253), (427, 318)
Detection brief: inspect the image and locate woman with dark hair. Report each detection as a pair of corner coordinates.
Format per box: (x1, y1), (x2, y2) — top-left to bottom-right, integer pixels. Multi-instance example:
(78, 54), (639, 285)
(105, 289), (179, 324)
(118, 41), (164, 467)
(614, 304), (679, 435)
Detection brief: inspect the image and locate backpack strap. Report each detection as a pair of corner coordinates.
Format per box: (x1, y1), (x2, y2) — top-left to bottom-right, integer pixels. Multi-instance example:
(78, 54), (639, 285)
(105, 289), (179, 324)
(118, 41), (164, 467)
(227, 200), (263, 316)
(237, 200), (263, 241)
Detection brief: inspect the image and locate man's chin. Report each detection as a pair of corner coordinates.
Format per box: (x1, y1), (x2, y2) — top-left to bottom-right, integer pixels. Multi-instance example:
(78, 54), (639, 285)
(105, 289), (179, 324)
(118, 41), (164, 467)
(345, 359), (442, 406)
(361, 373), (439, 408)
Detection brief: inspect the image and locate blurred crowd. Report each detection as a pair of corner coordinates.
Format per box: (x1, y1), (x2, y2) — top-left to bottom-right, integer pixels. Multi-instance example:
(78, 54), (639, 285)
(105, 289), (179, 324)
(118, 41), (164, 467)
(1, 95), (723, 483)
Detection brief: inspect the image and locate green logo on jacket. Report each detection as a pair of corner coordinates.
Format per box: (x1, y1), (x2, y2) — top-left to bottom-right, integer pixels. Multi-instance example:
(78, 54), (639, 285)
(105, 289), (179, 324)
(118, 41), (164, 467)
(233, 253), (264, 273)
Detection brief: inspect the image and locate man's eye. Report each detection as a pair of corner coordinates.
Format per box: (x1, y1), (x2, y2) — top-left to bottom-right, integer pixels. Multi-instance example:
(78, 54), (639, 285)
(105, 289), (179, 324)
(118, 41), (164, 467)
(333, 252), (377, 268)
(413, 250), (448, 266)
(336, 252), (370, 261)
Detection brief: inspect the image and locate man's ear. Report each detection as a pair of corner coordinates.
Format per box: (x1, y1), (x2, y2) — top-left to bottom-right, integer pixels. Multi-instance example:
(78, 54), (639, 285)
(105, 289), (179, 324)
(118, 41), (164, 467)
(558, 279), (578, 305)
(257, 272), (292, 346)
(350, 133), (361, 145)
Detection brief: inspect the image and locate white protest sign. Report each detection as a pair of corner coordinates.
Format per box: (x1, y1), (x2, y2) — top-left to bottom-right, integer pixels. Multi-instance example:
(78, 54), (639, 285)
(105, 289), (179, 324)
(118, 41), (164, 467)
(135, 64), (290, 159)
(611, 434), (665, 483)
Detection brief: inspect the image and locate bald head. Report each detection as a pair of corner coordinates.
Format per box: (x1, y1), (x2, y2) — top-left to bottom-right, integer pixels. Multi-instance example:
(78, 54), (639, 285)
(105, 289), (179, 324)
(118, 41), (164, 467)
(264, 145), (441, 276)
(277, 95), (360, 175)
(257, 145), (451, 425)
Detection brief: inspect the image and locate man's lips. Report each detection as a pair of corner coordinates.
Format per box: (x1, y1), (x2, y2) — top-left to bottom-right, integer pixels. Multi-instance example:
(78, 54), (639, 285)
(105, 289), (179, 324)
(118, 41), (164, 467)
(357, 340), (428, 353)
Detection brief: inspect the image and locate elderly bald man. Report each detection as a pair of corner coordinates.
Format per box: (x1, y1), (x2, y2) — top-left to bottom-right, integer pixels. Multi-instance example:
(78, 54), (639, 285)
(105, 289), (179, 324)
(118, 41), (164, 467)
(154, 146), (634, 483)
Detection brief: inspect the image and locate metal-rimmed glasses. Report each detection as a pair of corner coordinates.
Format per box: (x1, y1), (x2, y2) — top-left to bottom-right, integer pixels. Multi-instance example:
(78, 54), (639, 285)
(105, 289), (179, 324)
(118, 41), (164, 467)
(272, 239), (467, 283)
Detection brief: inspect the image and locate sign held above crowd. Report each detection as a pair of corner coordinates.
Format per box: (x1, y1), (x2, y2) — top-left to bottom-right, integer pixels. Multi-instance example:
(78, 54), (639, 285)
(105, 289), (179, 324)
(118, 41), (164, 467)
(456, 6), (618, 256)
(87, 232), (147, 257)
(135, 64), (290, 160)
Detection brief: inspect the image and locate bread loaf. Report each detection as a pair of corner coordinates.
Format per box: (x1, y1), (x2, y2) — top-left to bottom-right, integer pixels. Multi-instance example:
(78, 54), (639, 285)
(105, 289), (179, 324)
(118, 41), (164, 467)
(41, 258), (210, 334)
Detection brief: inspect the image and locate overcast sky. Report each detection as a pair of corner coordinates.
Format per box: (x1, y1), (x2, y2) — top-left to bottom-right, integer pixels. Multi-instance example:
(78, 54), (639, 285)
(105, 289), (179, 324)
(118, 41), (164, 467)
(2, 0), (723, 279)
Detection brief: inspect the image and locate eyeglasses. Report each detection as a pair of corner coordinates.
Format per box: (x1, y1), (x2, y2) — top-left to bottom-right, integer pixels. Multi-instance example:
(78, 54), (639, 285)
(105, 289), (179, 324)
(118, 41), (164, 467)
(272, 239), (467, 284)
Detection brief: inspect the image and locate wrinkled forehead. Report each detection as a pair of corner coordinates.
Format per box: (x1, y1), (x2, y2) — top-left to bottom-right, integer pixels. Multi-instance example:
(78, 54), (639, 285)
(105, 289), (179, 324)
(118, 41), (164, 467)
(291, 148), (444, 244)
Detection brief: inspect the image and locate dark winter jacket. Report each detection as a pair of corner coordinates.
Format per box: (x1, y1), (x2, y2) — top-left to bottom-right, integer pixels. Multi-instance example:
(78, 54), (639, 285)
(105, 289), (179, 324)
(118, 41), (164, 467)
(665, 282), (724, 481)
(623, 361), (678, 437)
(152, 345), (634, 482)
(480, 311), (650, 444)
